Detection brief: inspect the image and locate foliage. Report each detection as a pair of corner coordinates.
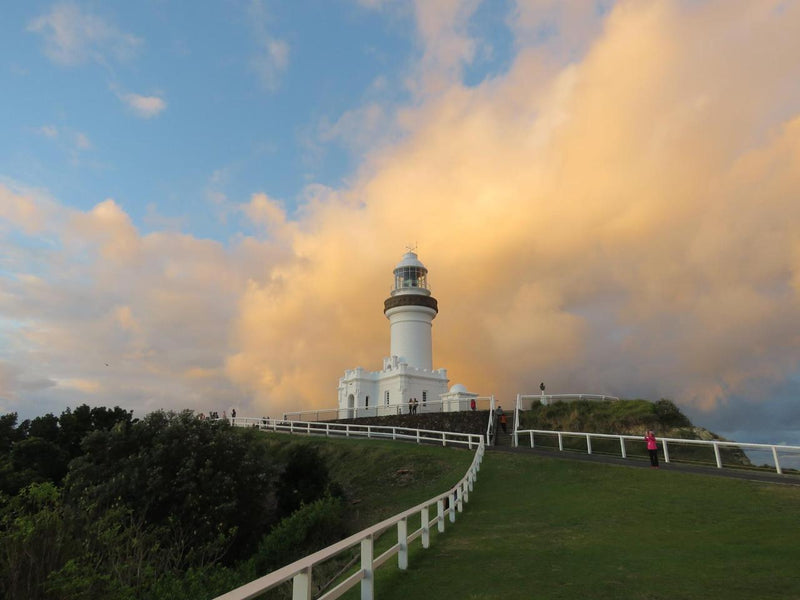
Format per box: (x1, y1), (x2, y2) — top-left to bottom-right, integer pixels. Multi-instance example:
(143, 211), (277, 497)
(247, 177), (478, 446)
(65, 410), (279, 566)
(251, 495), (348, 576)
(0, 405), (132, 495)
(0, 482), (75, 600)
(519, 398), (692, 434)
(0, 408), (474, 600)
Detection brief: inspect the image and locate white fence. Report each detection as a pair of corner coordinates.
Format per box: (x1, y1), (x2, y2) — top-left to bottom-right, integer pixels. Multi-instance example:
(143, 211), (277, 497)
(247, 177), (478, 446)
(282, 396), (495, 422)
(512, 428), (800, 475)
(231, 417), (484, 450)
(516, 393), (620, 410)
(215, 419), (484, 600)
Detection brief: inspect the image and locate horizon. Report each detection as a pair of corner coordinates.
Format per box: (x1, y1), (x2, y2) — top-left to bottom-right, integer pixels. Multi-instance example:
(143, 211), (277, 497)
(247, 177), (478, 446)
(1, 1), (799, 446)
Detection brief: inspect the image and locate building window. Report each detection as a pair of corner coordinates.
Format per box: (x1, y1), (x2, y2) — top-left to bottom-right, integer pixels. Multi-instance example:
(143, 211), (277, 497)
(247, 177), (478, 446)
(385, 391), (390, 404)
(422, 390), (428, 405)
(365, 396), (369, 408)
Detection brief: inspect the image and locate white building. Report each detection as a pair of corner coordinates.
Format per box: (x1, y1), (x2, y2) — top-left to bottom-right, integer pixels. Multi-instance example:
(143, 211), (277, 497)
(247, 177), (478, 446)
(338, 251), (473, 417)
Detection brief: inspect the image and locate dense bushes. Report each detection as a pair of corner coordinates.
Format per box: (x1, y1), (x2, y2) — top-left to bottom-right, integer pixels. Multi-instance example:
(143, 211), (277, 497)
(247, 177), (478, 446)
(0, 407), (347, 600)
(519, 398), (692, 434)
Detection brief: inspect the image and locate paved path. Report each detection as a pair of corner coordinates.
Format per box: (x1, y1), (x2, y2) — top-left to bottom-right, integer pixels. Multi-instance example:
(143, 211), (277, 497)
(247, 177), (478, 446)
(488, 443), (800, 486)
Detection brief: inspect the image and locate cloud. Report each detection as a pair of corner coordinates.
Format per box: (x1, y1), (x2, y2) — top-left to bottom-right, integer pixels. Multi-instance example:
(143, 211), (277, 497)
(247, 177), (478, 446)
(74, 131), (91, 149)
(408, 0), (482, 95)
(223, 0), (800, 433)
(28, 2), (142, 66)
(38, 125), (59, 138)
(251, 39), (289, 91)
(3, 1), (800, 443)
(247, 0), (289, 91)
(116, 91), (167, 118)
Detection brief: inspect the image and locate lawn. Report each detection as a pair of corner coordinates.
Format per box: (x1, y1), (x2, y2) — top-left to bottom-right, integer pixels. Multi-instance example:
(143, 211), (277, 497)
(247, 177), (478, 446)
(353, 451), (800, 600)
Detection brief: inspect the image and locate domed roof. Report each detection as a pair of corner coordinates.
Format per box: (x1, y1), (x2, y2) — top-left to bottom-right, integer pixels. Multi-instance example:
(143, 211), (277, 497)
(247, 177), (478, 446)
(395, 251), (426, 271)
(449, 383), (468, 393)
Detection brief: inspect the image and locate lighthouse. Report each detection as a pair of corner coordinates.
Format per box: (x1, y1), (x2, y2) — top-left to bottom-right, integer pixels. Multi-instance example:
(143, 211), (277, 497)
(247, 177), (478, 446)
(384, 251), (438, 370)
(337, 251), (454, 417)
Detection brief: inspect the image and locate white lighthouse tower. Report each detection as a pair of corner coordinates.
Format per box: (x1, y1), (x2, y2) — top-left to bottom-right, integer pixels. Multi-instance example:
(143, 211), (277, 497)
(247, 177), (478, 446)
(337, 251), (451, 417)
(384, 251), (438, 370)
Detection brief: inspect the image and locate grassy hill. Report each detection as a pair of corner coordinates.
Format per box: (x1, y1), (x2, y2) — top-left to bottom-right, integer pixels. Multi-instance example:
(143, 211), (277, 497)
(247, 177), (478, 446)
(348, 450), (800, 600)
(517, 399), (753, 467)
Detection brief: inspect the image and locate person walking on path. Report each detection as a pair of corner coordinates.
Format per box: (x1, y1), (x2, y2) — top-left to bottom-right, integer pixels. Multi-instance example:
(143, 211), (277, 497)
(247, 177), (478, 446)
(645, 430), (659, 468)
(496, 405), (507, 434)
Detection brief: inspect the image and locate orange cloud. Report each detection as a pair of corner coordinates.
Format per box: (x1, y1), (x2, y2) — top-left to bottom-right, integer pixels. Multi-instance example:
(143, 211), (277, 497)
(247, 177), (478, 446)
(226, 0), (800, 417)
(3, 1), (800, 431)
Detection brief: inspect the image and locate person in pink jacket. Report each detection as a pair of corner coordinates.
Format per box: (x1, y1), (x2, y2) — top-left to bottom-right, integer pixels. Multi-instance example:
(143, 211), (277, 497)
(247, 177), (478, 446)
(645, 430), (659, 468)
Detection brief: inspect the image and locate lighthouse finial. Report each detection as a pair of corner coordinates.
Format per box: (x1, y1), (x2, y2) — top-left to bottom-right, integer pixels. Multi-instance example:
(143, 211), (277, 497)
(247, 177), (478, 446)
(404, 242), (418, 254)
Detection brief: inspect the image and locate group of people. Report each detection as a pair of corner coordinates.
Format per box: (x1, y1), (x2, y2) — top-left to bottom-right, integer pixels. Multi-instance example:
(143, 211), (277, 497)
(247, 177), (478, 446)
(408, 398), (420, 414)
(196, 409), (236, 421)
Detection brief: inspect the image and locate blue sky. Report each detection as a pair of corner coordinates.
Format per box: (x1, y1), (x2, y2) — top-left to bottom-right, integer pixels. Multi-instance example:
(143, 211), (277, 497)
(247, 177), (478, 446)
(3, 1), (431, 239)
(2, 1), (800, 447)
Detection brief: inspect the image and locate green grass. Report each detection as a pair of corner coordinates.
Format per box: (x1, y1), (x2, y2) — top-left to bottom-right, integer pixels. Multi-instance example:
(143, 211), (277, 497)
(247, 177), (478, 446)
(353, 451), (800, 600)
(263, 433), (475, 530)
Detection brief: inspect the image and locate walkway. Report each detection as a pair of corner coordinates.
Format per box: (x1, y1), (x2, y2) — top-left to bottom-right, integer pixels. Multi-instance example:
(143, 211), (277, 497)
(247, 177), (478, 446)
(489, 443), (800, 486)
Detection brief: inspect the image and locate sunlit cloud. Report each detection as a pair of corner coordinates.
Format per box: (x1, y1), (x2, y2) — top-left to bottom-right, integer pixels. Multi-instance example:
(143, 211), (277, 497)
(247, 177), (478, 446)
(2, 1), (800, 440)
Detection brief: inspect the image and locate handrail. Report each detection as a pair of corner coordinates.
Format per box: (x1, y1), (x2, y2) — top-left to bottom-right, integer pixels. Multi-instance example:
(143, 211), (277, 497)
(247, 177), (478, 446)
(485, 395), (495, 445)
(282, 396), (495, 422)
(230, 418), (483, 450)
(514, 427), (800, 475)
(516, 393), (620, 408)
(214, 420), (485, 600)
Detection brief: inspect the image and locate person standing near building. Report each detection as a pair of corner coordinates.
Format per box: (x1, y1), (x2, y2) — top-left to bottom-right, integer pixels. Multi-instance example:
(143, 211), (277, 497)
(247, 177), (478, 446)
(645, 430), (659, 468)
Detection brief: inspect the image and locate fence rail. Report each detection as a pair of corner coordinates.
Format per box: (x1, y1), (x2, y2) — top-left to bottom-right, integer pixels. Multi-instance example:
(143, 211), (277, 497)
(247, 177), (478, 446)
(282, 396), (495, 422)
(512, 428), (800, 475)
(214, 420), (485, 600)
(231, 417), (483, 450)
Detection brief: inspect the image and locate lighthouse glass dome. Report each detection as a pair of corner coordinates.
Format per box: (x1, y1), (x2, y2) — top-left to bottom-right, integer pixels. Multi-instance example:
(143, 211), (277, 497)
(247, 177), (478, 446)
(392, 251), (429, 292)
(394, 266), (428, 291)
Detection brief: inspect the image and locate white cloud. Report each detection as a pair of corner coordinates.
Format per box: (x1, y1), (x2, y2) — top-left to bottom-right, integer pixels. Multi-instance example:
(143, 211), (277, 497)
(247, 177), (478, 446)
(251, 38), (289, 91)
(74, 131), (91, 149)
(118, 91), (167, 118)
(38, 125), (59, 138)
(27, 2), (142, 66)
(247, 0), (289, 91)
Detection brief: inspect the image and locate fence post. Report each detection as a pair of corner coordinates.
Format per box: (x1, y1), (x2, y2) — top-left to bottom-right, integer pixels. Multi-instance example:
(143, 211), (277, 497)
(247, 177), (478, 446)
(558, 432), (564, 451)
(530, 431), (535, 448)
(442, 432), (446, 447)
(416, 430), (421, 444)
(662, 440), (670, 463)
(437, 500), (445, 533)
(586, 434), (592, 455)
(361, 535), (374, 600)
(772, 446), (782, 475)
(449, 492), (456, 523)
(713, 442), (722, 469)
(620, 436), (627, 458)
(397, 519), (408, 570)
(421, 506), (430, 548)
(292, 566), (313, 600)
